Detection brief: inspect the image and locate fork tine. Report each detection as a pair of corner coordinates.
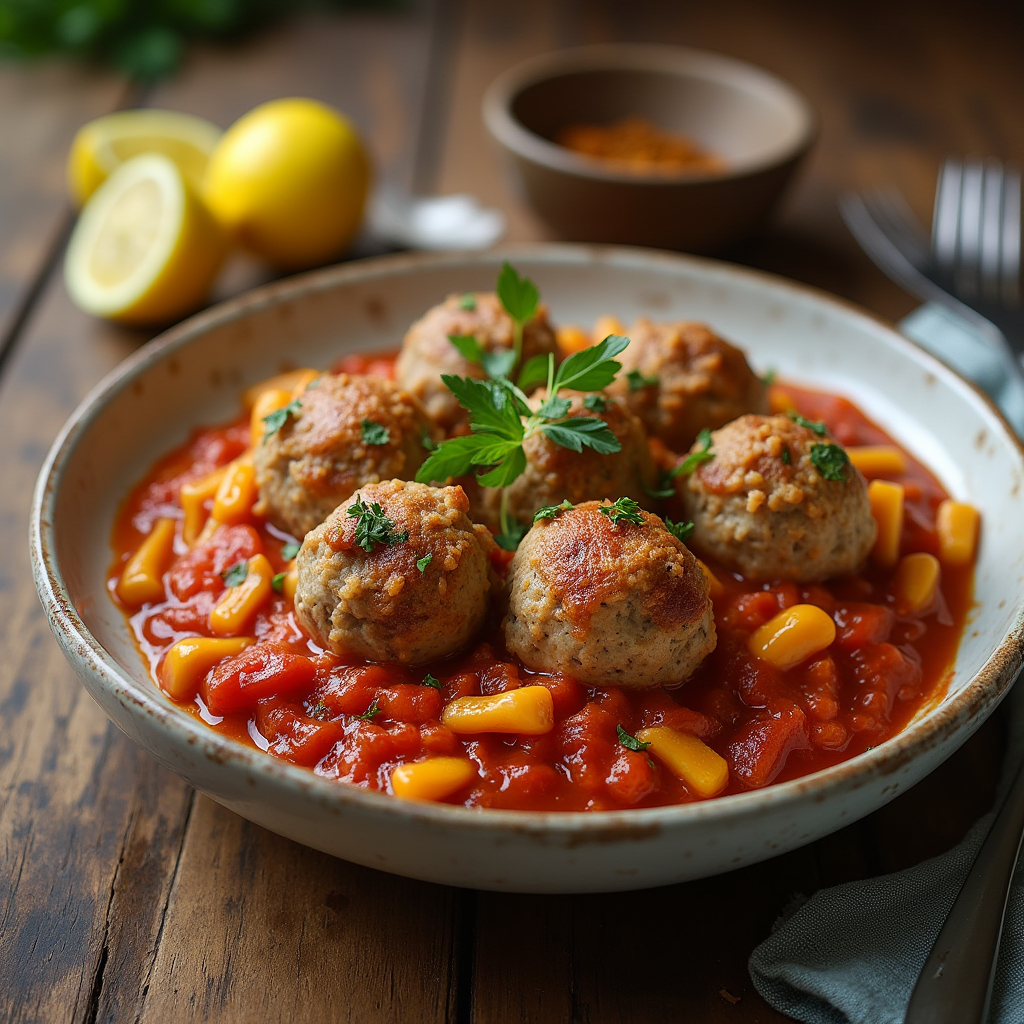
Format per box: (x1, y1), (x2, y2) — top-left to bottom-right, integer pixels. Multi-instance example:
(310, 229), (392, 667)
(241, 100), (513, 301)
(1001, 165), (1021, 305)
(980, 161), (1004, 301)
(862, 186), (930, 266)
(957, 159), (985, 298)
(933, 158), (962, 281)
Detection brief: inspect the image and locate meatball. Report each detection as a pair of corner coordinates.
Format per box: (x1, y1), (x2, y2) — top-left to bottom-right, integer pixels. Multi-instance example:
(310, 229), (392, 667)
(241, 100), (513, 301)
(504, 501), (715, 688)
(607, 318), (768, 451)
(295, 480), (498, 665)
(678, 414), (876, 582)
(469, 389), (658, 531)
(254, 373), (436, 538)
(394, 291), (558, 431)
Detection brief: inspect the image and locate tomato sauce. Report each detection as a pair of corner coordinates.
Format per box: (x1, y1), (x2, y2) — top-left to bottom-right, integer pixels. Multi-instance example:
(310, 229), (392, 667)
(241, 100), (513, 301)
(109, 365), (974, 812)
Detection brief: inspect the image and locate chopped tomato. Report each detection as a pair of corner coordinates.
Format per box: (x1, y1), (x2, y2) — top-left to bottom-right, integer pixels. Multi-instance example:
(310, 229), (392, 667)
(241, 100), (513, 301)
(202, 643), (316, 715)
(168, 524), (262, 600)
(256, 701), (344, 767)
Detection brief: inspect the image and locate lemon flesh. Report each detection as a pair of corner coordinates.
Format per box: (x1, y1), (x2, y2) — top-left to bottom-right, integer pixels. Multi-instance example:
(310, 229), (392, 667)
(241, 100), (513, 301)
(68, 109), (222, 207)
(203, 97), (371, 270)
(65, 153), (227, 325)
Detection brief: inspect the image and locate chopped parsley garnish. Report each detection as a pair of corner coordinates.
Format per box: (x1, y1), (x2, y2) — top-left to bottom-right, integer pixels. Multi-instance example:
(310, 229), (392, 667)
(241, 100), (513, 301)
(271, 571), (286, 593)
(281, 541), (300, 560)
(534, 499), (574, 522)
(416, 553), (433, 572)
(599, 497), (645, 526)
(617, 724), (651, 752)
(495, 519), (530, 552)
(649, 428), (717, 498)
(356, 697), (380, 721)
(665, 518), (695, 543)
(626, 368), (660, 391)
(221, 560), (248, 587)
(781, 446), (791, 465)
(261, 398), (302, 441)
(760, 368), (777, 386)
(810, 443), (850, 482)
(346, 496), (409, 553)
(421, 428), (437, 452)
(459, 293), (477, 310)
(789, 411), (828, 435)
(309, 701), (330, 721)
(422, 673), (442, 691)
(361, 419), (391, 445)
(583, 394), (608, 413)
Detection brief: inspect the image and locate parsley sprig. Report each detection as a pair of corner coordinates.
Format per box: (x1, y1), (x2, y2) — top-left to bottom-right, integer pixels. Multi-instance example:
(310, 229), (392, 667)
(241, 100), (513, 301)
(496, 262), (540, 368)
(617, 725), (651, 752)
(665, 518), (695, 543)
(346, 497), (409, 553)
(361, 419), (391, 445)
(356, 697), (380, 722)
(262, 398), (301, 441)
(789, 411), (828, 435)
(626, 368), (660, 391)
(810, 443), (850, 481)
(534, 499), (574, 522)
(221, 560), (248, 587)
(646, 427), (716, 499)
(599, 497), (645, 526)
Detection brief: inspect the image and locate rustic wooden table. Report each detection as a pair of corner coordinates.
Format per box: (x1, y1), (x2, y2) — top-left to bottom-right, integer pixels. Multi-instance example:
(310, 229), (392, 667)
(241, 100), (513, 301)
(2, 1), (1022, 1021)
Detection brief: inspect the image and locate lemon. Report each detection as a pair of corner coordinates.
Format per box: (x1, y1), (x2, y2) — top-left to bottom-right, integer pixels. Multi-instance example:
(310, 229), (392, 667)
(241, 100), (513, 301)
(203, 98), (371, 270)
(67, 109), (223, 208)
(65, 153), (228, 325)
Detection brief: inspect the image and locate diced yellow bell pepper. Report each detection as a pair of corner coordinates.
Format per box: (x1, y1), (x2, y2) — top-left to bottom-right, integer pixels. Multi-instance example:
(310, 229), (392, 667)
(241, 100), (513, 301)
(243, 368), (319, 410)
(636, 726), (729, 798)
(556, 325), (592, 356)
(209, 553), (273, 636)
(180, 467), (226, 546)
(441, 686), (554, 736)
(282, 566), (298, 603)
(749, 603), (836, 670)
(158, 635), (254, 701)
(936, 500), (979, 566)
(892, 552), (941, 616)
(846, 445), (907, 478)
(211, 453), (256, 525)
(869, 479), (904, 568)
(250, 387), (294, 446)
(592, 314), (625, 344)
(768, 389), (796, 414)
(696, 558), (724, 599)
(390, 758), (477, 802)
(117, 517), (176, 606)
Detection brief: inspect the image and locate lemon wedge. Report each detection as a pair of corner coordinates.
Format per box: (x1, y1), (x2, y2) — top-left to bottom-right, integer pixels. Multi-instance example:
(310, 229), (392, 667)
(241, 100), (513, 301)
(65, 152), (228, 325)
(68, 109), (223, 207)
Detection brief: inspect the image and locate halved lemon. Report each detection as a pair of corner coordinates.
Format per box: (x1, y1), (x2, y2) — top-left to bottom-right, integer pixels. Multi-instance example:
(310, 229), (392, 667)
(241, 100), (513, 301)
(65, 153), (228, 325)
(68, 109), (223, 207)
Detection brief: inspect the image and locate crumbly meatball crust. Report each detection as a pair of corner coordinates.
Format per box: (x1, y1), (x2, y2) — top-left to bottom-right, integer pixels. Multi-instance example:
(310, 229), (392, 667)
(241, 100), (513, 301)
(468, 389), (658, 530)
(295, 480), (499, 665)
(394, 291), (558, 431)
(679, 413), (876, 582)
(254, 373), (436, 538)
(608, 318), (768, 450)
(504, 501), (716, 688)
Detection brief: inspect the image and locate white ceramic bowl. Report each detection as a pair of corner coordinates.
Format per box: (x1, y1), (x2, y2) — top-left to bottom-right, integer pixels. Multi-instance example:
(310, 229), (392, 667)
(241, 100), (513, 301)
(31, 246), (1024, 893)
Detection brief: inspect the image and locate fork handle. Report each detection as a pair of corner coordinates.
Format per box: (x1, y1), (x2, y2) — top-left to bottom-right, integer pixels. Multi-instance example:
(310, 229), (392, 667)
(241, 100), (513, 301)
(904, 749), (1024, 1023)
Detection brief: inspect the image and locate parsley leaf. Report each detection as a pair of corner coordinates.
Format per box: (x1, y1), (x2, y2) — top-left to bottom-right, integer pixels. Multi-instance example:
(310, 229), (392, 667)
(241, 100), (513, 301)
(421, 428), (437, 452)
(644, 475), (677, 501)
(346, 497), (409, 552)
(261, 398), (301, 441)
(449, 333), (518, 380)
(672, 427), (715, 477)
(282, 541), (300, 560)
(781, 446), (791, 464)
(598, 497), (645, 526)
(517, 354), (550, 391)
(534, 499), (574, 521)
(789, 411), (828, 435)
(495, 519), (530, 552)
(760, 368), (777, 386)
(626, 368), (660, 391)
(271, 571), (287, 593)
(537, 395), (572, 419)
(665, 518), (695, 543)
(475, 445), (528, 488)
(449, 333), (483, 363)
(552, 334), (629, 393)
(617, 724), (651, 752)
(496, 262), (540, 325)
(583, 394), (608, 413)
(541, 418), (621, 454)
(361, 419), (391, 445)
(356, 697), (380, 721)
(416, 553), (433, 572)
(459, 293), (477, 310)
(221, 560), (248, 587)
(422, 673), (442, 690)
(810, 443), (850, 481)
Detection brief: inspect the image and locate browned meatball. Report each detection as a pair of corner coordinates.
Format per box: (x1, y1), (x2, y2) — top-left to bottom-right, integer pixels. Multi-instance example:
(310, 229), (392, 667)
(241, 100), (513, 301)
(295, 480), (498, 665)
(394, 292), (558, 432)
(607, 319), (768, 451)
(504, 501), (716, 688)
(254, 373), (437, 539)
(468, 389), (658, 532)
(678, 414), (876, 582)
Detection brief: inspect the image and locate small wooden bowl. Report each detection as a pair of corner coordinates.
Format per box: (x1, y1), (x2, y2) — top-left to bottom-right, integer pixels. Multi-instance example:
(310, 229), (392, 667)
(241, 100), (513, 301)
(483, 45), (816, 252)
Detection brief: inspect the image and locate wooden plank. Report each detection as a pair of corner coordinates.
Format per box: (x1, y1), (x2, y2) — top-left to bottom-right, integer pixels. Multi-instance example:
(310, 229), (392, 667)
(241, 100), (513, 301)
(0, 60), (125, 346)
(0, 7), (455, 1023)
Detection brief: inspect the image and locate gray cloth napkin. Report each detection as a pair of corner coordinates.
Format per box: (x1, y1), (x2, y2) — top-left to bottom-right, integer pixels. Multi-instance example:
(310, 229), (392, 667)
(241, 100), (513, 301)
(748, 302), (1024, 1023)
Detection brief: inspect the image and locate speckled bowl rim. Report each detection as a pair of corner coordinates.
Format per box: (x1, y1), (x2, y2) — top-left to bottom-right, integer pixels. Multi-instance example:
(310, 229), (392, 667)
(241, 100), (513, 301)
(30, 244), (1024, 844)
(482, 44), (818, 187)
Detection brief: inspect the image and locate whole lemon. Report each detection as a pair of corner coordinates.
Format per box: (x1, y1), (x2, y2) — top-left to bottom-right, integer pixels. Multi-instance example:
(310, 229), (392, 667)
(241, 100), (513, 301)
(203, 98), (371, 270)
